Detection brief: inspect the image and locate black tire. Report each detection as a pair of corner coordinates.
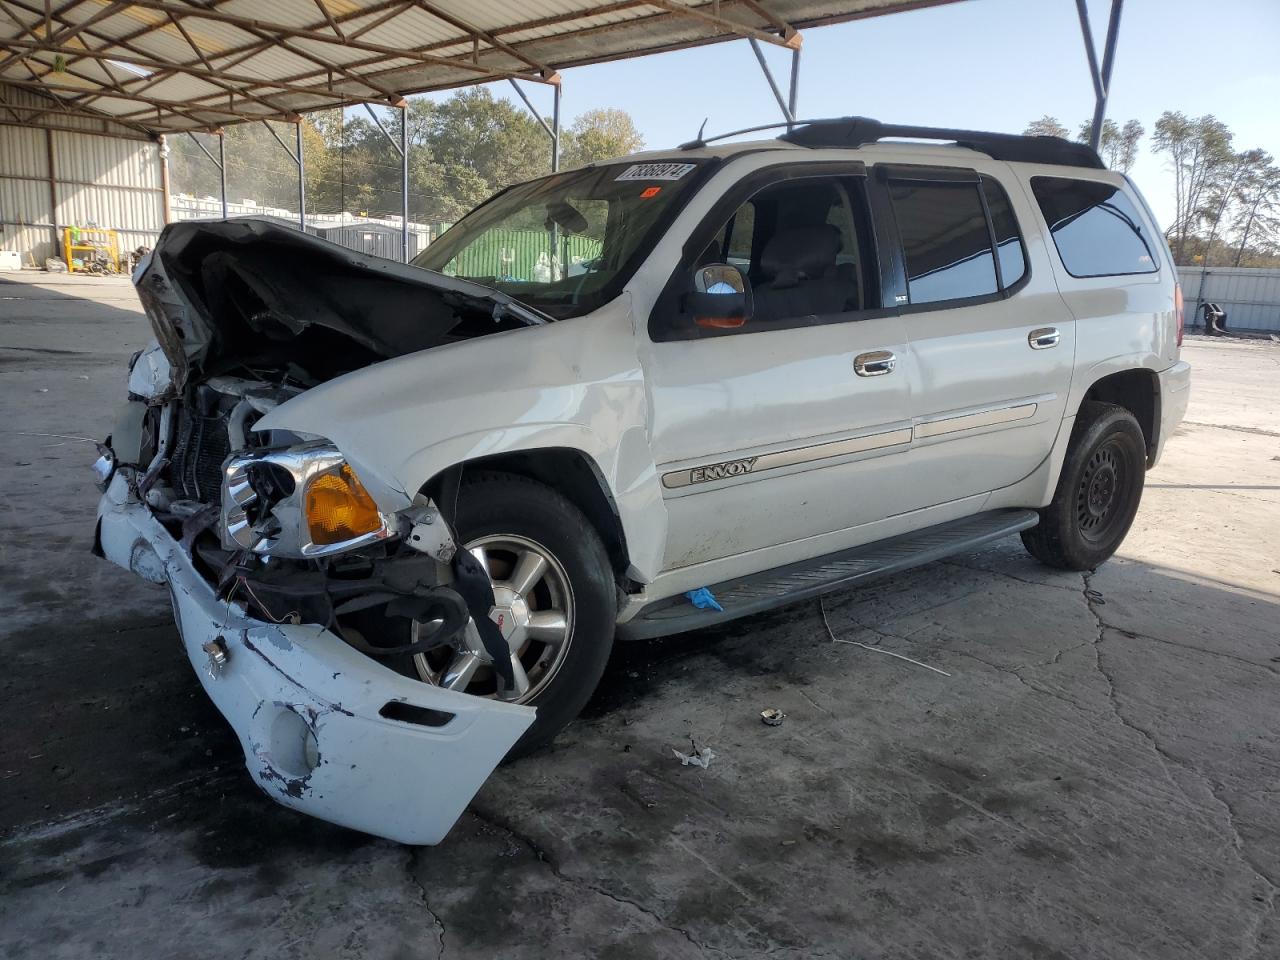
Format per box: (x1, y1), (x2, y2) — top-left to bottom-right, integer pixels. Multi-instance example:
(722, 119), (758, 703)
(452, 471), (616, 756)
(1021, 401), (1147, 571)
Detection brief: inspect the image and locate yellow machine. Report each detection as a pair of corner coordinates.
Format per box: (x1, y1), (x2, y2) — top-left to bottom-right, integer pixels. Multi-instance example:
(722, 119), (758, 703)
(62, 226), (120, 275)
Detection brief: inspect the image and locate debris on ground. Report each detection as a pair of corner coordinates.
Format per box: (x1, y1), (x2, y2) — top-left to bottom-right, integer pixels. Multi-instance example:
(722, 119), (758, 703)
(673, 743), (715, 768)
(760, 708), (786, 726)
(685, 586), (724, 612)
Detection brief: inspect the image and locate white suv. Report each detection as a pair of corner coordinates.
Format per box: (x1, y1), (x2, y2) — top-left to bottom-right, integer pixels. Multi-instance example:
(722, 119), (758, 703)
(95, 117), (1190, 844)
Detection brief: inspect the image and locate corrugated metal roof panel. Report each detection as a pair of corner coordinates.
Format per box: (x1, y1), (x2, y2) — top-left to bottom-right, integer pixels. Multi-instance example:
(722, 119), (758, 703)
(1, 1), (966, 135)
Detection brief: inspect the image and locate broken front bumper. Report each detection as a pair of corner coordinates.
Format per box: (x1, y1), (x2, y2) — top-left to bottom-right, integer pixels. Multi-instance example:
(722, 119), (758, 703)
(95, 473), (534, 845)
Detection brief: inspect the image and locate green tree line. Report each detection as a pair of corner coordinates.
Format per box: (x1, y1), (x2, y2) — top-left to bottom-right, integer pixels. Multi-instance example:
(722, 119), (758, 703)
(169, 88), (644, 225)
(1025, 113), (1280, 267)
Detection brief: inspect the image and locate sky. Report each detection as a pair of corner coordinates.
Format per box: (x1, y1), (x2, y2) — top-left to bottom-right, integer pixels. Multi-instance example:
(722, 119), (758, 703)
(418, 0), (1280, 230)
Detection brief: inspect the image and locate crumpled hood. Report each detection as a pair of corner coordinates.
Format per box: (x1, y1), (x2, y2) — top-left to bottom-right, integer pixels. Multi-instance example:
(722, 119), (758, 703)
(134, 218), (546, 390)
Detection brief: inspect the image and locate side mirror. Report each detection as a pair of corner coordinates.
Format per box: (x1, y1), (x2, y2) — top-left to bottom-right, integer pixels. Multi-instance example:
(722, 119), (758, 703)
(685, 263), (753, 329)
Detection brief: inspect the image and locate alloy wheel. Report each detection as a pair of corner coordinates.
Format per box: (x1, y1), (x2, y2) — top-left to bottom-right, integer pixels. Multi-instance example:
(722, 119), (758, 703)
(412, 534), (575, 703)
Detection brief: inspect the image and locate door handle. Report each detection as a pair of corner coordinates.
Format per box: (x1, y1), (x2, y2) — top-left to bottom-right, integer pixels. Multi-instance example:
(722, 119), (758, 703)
(854, 350), (896, 377)
(1028, 327), (1060, 350)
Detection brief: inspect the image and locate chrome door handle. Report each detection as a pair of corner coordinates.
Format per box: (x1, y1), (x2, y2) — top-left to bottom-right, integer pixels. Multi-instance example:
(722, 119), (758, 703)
(854, 350), (896, 377)
(1028, 327), (1060, 350)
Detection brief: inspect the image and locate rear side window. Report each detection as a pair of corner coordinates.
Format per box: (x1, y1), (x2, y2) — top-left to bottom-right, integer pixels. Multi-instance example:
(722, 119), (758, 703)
(1031, 177), (1158, 278)
(982, 177), (1026, 288)
(889, 181), (998, 305)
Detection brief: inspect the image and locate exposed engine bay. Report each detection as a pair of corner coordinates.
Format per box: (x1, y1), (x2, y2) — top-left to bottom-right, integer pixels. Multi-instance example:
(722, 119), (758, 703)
(109, 219), (546, 682)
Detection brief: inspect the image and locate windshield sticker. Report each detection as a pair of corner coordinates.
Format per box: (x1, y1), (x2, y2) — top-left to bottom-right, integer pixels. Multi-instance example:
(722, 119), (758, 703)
(616, 162), (696, 181)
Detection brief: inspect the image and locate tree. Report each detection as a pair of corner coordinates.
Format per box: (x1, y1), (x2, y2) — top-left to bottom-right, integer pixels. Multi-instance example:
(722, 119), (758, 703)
(1196, 148), (1264, 272)
(1023, 116), (1069, 139)
(1152, 112), (1234, 263)
(1229, 153), (1280, 267)
(1116, 120), (1145, 174)
(1074, 118), (1144, 172)
(166, 90), (644, 226)
(560, 108), (645, 169)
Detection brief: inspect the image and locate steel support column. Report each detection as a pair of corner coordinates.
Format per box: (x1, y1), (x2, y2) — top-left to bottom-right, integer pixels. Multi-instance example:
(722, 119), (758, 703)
(551, 82), (561, 173)
(1075, 0), (1125, 152)
(508, 78), (561, 174)
(217, 131), (227, 219)
(788, 48), (800, 123)
(186, 130), (227, 219)
(157, 134), (171, 225)
(296, 121), (306, 231)
(749, 38), (795, 127)
(362, 102), (410, 261)
(262, 119), (306, 230)
(401, 103), (409, 261)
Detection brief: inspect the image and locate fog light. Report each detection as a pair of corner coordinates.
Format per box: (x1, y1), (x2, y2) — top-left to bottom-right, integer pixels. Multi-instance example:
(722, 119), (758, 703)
(305, 464), (382, 546)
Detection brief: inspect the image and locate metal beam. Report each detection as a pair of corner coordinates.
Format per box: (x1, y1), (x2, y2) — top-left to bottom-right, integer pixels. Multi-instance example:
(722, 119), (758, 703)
(1075, 0), (1124, 152)
(360, 104), (410, 260)
(551, 83), (561, 173)
(788, 48), (800, 121)
(218, 130), (227, 219)
(185, 129), (227, 219)
(362, 103), (404, 157)
(506, 78), (555, 140)
(644, 0), (801, 48)
(297, 121), (306, 232)
(748, 38), (794, 125)
(507, 79), (561, 174)
(401, 104), (409, 261)
(105, 2), (557, 85)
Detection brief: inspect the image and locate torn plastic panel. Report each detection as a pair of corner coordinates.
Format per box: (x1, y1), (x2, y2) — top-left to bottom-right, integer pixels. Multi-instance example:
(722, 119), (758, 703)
(96, 471), (534, 844)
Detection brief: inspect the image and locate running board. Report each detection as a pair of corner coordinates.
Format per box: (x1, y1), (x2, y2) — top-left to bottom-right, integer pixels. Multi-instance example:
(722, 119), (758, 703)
(617, 509), (1039, 640)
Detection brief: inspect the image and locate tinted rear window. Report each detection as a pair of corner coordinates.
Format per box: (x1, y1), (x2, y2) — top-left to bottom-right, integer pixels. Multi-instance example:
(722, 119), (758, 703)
(1031, 177), (1158, 278)
(889, 181), (997, 305)
(982, 177), (1026, 288)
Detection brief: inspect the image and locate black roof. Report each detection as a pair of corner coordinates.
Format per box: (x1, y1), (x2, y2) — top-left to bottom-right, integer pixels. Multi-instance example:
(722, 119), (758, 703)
(777, 117), (1104, 169)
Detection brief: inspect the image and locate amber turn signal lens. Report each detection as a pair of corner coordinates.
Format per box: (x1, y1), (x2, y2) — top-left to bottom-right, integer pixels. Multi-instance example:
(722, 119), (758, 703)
(305, 464), (382, 546)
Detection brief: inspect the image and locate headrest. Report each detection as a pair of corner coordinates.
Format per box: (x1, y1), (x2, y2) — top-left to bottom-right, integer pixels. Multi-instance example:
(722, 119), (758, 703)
(759, 225), (841, 287)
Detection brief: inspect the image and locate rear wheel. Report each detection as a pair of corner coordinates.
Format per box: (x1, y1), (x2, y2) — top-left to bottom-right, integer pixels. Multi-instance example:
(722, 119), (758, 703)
(415, 472), (616, 755)
(1021, 401), (1146, 571)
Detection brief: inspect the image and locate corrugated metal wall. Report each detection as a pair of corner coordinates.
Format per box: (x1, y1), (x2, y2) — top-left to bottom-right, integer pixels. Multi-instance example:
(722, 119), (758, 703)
(1178, 267), (1280, 333)
(0, 83), (164, 267)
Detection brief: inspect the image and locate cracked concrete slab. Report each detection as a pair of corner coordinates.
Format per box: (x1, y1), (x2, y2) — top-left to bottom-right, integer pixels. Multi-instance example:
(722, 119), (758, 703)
(2, 280), (1279, 959)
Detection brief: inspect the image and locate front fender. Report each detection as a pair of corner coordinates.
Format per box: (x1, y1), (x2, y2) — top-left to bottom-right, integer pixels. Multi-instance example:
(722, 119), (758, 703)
(254, 299), (670, 581)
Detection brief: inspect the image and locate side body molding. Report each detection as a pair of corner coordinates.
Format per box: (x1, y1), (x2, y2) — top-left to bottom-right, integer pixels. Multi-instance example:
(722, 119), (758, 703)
(254, 300), (670, 582)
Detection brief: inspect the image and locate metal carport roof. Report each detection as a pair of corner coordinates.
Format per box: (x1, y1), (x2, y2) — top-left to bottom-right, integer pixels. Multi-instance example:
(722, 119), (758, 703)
(0, 1), (965, 136)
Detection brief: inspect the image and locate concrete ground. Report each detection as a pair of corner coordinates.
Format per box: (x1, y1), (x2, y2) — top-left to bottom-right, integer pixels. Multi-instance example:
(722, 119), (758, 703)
(2, 271), (1278, 960)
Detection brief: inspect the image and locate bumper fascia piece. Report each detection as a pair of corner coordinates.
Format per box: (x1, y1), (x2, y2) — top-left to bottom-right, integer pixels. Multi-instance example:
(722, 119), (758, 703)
(1154, 360), (1192, 467)
(95, 473), (535, 845)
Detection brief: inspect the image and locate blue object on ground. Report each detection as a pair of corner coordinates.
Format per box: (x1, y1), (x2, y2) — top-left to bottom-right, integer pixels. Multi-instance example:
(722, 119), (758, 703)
(685, 587), (724, 612)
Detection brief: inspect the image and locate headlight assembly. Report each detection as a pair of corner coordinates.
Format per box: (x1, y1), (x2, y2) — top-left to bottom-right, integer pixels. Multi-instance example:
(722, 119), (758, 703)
(221, 443), (397, 558)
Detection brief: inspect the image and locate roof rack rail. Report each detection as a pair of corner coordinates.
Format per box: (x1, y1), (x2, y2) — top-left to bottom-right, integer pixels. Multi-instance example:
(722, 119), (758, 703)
(780, 116), (1104, 169)
(679, 116), (1104, 170)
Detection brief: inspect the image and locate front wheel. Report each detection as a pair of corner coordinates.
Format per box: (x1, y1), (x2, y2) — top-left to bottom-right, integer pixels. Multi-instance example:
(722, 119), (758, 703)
(1021, 401), (1147, 571)
(414, 472), (616, 756)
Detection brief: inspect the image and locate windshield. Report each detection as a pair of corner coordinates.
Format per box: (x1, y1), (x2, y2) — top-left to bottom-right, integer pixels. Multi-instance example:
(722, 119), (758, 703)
(412, 160), (708, 318)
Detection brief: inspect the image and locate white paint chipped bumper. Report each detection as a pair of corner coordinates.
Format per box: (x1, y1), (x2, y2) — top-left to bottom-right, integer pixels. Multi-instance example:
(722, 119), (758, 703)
(95, 474), (535, 845)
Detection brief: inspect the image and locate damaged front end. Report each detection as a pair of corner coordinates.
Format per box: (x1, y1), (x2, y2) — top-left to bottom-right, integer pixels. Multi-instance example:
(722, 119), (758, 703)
(94, 219), (543, 844)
